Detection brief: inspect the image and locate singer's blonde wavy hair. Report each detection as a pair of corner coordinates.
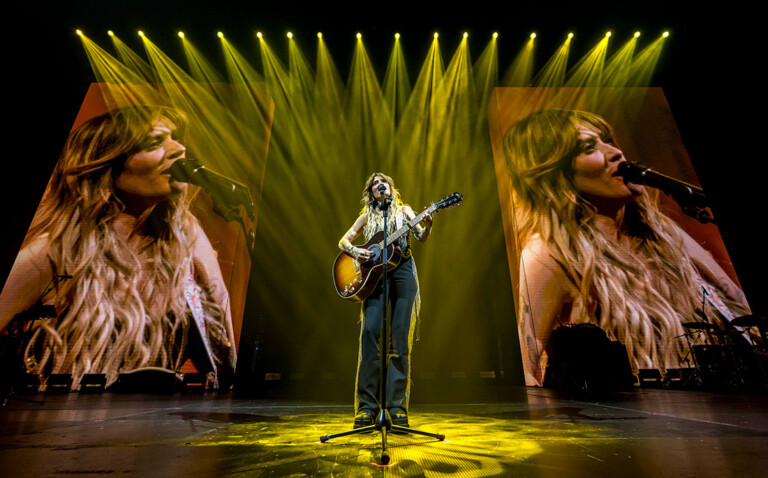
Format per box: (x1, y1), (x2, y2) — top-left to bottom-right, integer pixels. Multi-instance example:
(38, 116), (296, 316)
(504, 109), (747, 371)
(23, 105), (229, 386)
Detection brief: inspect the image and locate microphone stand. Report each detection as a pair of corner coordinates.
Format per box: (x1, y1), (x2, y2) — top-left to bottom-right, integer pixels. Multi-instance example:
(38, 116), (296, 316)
(320, 195), (445, 465)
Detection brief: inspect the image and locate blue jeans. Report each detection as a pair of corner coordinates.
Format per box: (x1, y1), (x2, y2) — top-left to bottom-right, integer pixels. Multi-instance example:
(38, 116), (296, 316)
(355, 258), (417, 414)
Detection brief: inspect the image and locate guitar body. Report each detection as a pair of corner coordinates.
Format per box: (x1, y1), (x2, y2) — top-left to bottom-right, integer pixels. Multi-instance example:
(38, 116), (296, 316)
(332, 231), (404, 302)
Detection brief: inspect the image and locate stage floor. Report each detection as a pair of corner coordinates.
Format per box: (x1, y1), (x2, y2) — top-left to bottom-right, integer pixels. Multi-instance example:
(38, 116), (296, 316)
(1, 387), (767, 477)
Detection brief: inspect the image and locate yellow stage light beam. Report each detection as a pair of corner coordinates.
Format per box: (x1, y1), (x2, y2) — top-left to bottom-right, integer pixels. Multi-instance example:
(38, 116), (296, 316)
(564, 32), (609, 87)
(220, 31), (262, 85)
(383, 31), (412, 124)
(502, 34), (536, 86)
(78, 32), (149, 89)
(602, 34), (638, 87)
(178, 31), (184, 38)
(109, 32), (155, 81)
(628, 35), (667, 86)
(531, 35), (570, 86)
(182, 33), (225, 83)
(346, 31), (391, 168)
(315, 30), (345, 116)
(317, 32), (322, 39)
(426, 31), (475, 175)
(107, 30), (114, 37)
(395, 30), (445, 171)
(287, 30), (317, 117)
(474, 34), (499, 101)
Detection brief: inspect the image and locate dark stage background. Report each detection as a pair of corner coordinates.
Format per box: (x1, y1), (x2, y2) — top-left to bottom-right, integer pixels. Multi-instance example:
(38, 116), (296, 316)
(4, 2), (766, 396)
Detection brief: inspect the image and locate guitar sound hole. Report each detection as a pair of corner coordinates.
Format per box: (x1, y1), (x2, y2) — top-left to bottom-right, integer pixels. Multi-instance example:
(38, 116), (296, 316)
(368, 245), (381, 262)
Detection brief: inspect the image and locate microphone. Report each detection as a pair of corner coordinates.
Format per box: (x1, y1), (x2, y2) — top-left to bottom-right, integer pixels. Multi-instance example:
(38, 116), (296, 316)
(377, 184), (392, 210)
(167, 158), (255, 219)
(617, 162), (708, 208)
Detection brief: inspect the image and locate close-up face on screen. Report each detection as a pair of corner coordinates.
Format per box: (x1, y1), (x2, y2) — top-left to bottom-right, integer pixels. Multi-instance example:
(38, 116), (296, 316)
(489, 87), (750, 387)
(0, 82), (271, 389)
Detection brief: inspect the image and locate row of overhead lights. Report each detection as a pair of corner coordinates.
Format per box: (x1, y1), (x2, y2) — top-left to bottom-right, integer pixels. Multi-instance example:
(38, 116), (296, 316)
(77, 30), (670, 40)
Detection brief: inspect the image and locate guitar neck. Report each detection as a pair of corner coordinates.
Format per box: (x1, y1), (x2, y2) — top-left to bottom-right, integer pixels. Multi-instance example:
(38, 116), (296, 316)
(383, 205), (435, 247)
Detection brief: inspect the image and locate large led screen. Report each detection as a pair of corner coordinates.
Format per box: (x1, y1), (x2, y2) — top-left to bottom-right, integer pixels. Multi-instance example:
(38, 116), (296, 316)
(488, 88), (750, 386)
(0, 83), (273, 389)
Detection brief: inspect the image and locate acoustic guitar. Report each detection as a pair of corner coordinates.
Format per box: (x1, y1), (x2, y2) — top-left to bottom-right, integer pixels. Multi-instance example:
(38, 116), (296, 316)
(332, 192), (462, 302)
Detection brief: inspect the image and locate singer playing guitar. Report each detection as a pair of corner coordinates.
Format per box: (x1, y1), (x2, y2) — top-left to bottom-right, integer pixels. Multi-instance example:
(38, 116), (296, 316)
(338, 172), (433, 429)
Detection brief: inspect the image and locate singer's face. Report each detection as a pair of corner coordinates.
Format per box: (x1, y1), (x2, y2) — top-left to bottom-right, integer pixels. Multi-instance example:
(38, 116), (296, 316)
(571, 123), (644, 200)
(371, 175), (391, 201)
(115, 119), (186, 202)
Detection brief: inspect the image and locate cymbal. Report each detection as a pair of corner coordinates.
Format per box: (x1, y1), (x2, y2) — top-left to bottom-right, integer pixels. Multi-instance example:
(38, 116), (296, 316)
(682, 321), (719, 330)
(731, 315), (768, 327)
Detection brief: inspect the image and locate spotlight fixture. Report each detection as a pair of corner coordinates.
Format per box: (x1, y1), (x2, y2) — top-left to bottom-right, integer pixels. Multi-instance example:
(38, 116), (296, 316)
(530, 32), (536, 39)
(76, 29), (83, 36)
(395, 33), (400, 39)
(257, 31), (263, 38)
(662, 31), (670, 37)
(634, 31), (641, 38)
(606, 31), (612, 37)
(287, 32), (293, 38)
(107, 30), (114, 37)
(138, 30), (144, 37)
(217, 31), (224, 38)
(463, 32), (468, 38)
(317, 32), (322, 38)
(356, 32), (362, 39)
(568, 32), (573, 39)
(178, 31), (184, 38)
(493, 32), (498, 38)
(433, 32), (439, 38)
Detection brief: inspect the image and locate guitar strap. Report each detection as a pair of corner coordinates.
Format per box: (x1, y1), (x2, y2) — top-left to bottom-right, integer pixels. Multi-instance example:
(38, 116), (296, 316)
(395, 209), (413, 259)
(185, 268), (219, 388)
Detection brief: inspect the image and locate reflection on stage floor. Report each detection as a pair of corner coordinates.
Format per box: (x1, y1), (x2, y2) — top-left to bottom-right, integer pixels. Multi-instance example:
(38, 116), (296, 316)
(2, 387), (768, 477)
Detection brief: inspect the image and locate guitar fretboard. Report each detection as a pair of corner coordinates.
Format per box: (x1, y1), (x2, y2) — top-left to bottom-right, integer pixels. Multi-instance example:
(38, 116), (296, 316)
(377, 205), (436, 248)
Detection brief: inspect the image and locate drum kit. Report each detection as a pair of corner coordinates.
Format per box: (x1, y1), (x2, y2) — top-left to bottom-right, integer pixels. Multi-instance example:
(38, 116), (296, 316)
(681, 314), (768, 390)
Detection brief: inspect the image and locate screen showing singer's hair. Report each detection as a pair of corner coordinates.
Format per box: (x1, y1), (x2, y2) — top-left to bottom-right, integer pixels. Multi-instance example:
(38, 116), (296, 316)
(488, 87), (749, 387)
(0, 83), (272, 389)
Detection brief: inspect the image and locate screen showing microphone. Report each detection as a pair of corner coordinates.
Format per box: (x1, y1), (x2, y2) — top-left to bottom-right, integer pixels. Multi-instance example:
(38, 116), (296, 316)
(167, 158), (255, 219)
